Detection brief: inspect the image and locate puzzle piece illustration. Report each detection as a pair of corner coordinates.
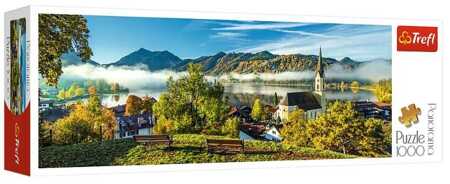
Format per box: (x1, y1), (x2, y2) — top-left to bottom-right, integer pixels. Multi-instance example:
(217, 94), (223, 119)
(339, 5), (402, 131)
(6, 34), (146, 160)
(398, 104), (421, 128)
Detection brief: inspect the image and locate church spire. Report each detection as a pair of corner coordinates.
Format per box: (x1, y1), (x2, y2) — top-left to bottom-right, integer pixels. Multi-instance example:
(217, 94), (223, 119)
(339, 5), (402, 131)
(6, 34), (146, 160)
(319, 46), (322, 58)
(314, 47), (326, 111)
(316, 47), (325, 78)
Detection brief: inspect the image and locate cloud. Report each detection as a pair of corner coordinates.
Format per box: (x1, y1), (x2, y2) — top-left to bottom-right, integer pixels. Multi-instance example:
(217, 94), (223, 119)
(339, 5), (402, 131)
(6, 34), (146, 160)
(211, 22), (335, 42)
(273, 29), (341, 38)
(211, 32), (246, 38)
(61, 64), (186, 91)
(210, 32), (248, 42)
(326, 59), (391, 81)
(215, 71), (314, 82)
(213, 22), (308, 31)
(236, 25), (391, 61)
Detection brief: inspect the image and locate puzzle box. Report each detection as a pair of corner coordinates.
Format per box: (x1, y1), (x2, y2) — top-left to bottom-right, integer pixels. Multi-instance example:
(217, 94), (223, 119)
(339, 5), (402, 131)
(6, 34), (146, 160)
(3, 6), (443, 176)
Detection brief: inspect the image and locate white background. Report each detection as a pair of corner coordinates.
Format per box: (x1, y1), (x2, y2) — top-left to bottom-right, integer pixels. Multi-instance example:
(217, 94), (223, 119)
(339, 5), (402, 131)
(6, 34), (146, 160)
(0, 0), (448, 183)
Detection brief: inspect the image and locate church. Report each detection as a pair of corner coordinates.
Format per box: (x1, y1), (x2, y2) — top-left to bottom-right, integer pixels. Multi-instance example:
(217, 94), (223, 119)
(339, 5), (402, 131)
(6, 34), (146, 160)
(275, 47), (327, 121)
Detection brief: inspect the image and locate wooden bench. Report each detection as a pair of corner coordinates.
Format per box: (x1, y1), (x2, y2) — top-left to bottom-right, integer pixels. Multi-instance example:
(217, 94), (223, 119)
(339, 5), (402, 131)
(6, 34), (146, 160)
(206, 139), (244, 154)
(133, 135), (172, 148)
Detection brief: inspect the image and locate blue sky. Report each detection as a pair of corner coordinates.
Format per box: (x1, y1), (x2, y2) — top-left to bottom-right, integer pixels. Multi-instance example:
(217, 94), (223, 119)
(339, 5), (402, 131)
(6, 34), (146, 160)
(86, 15), (392, 64)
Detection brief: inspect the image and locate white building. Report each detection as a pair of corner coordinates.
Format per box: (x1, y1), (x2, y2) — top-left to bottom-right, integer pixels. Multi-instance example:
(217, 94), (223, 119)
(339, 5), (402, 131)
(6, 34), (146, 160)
(262, 126), (282, 142)
(276, 47), (326, 122)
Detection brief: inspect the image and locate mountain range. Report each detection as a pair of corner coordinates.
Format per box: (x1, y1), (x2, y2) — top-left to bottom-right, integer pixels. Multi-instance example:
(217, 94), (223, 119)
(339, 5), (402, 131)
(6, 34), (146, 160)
(62, 48), (390, 75)
(61, 52), (100, 66)
(105, 48), (183, 70)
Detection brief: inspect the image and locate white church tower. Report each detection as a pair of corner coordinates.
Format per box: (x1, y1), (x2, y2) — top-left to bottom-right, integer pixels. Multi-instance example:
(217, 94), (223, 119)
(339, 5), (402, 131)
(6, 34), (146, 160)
(314, 47), (326, 111)
(314, 47), (325, 95)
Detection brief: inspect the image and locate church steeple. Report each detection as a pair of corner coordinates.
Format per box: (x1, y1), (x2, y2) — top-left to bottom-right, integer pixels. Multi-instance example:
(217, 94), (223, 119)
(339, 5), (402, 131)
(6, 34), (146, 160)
(314, 47), (325, 95)
(315, 47), (325, 78)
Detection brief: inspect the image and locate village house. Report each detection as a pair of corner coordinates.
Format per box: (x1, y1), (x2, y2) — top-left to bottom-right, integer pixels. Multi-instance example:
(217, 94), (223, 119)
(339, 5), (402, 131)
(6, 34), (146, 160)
(228, 105), (253, 123)
(39, 108), (70, 123)
(275, 47), (326, 122)
(353, 101), (392, 121)
(39, 99), (70, 123)
(239, 123), (282, 142)
(39, 99), (54, 113)
(112, 104), (156, 139)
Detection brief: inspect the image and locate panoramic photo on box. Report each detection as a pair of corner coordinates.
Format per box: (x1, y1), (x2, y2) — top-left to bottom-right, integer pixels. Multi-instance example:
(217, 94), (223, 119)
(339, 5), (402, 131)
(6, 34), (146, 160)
(37, 14), (394, 167)
(3, 6), (442, 176)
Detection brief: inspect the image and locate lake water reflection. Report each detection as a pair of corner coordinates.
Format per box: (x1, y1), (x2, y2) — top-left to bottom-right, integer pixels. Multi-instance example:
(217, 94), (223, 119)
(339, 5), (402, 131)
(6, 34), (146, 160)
(99, 82), (375, 108)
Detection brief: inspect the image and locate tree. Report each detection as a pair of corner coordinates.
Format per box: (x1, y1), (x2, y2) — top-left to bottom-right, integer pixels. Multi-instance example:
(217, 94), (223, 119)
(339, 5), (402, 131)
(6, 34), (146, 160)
(141, 96), (156, 114)
(153, 64), (228, 134)
(198, 96), (229, 129)
(179, 64), (207, 129)
(52, 99), (116, 145)
(39, 121), (53, 147)
(251, 98), (265, 121)
(88, 86), (97, 95)
(350, 81), (360, 93)
(57, 89), (66, 99)
(153, 116), (174, 134)
(66, 84), (77, 98)
(113, 95), (120, 102)
(57, 84), (85, 99)
(358, 118), (391, 156)
(373, 79), (392, 103)
(125, 95), (143, 116)
(222, 117), (240, 138)
(111, 83), (119, 93)
(273, 92), (279, 106)
(153, 94), (176, 134)
(280, 109), (309, 147)
(53, 104), (91, 144)
(308, 101), (391, 156)
(68, 84), (85, 98)
(87, 87), (102, 115)
(339, 81), (347, 91)
(94, 108), (117, 140)
(307, 101), (362, 154)
(351, 81), (360, 88)
(279, 100), (391, 156)
(75, 87), (85, 97)
(39, 14), (92, 86)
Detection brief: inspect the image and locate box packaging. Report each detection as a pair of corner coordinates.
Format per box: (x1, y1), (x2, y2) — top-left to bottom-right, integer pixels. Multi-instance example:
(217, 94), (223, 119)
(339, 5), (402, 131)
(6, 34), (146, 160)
(4, 6), (443, 176)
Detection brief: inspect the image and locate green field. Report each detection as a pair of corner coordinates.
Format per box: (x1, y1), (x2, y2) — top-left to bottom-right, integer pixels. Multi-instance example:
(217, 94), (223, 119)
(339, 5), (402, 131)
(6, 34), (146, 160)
(39, 134), (356, 168)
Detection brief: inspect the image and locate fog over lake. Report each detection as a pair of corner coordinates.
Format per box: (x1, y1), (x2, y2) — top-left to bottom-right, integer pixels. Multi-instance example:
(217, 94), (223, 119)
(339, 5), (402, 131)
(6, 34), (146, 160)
(97, 82), (375, 108)
(57, 64), (382, 107)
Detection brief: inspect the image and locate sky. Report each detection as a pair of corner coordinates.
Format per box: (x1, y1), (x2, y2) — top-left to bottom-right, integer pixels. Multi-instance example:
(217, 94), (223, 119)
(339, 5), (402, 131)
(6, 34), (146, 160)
(86, 15), (392, 64)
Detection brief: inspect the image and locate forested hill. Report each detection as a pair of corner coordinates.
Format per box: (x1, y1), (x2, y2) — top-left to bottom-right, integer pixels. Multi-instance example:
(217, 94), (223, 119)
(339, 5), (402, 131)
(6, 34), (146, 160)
(176, 51), (361, 75)
(63, 48), (391, 75)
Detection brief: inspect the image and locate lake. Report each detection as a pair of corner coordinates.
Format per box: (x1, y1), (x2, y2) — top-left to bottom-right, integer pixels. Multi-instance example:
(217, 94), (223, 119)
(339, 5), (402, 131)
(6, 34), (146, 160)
(98, 82), (376, 108)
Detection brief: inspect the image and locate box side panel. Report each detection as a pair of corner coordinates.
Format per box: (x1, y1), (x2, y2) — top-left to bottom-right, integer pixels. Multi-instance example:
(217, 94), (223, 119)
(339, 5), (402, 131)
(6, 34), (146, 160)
(4, 7), (31, 176)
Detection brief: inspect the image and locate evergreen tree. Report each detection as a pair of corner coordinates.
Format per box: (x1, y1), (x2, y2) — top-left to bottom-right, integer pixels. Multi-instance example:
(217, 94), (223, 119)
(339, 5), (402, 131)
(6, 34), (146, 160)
(273, 92), (279, 106)
(251, 98), (265, 121)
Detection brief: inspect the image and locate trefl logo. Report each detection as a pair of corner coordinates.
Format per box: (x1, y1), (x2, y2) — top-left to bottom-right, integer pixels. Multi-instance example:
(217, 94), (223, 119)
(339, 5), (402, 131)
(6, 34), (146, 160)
(14, 122), (20, 165)
(397, 26), (438, 52)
